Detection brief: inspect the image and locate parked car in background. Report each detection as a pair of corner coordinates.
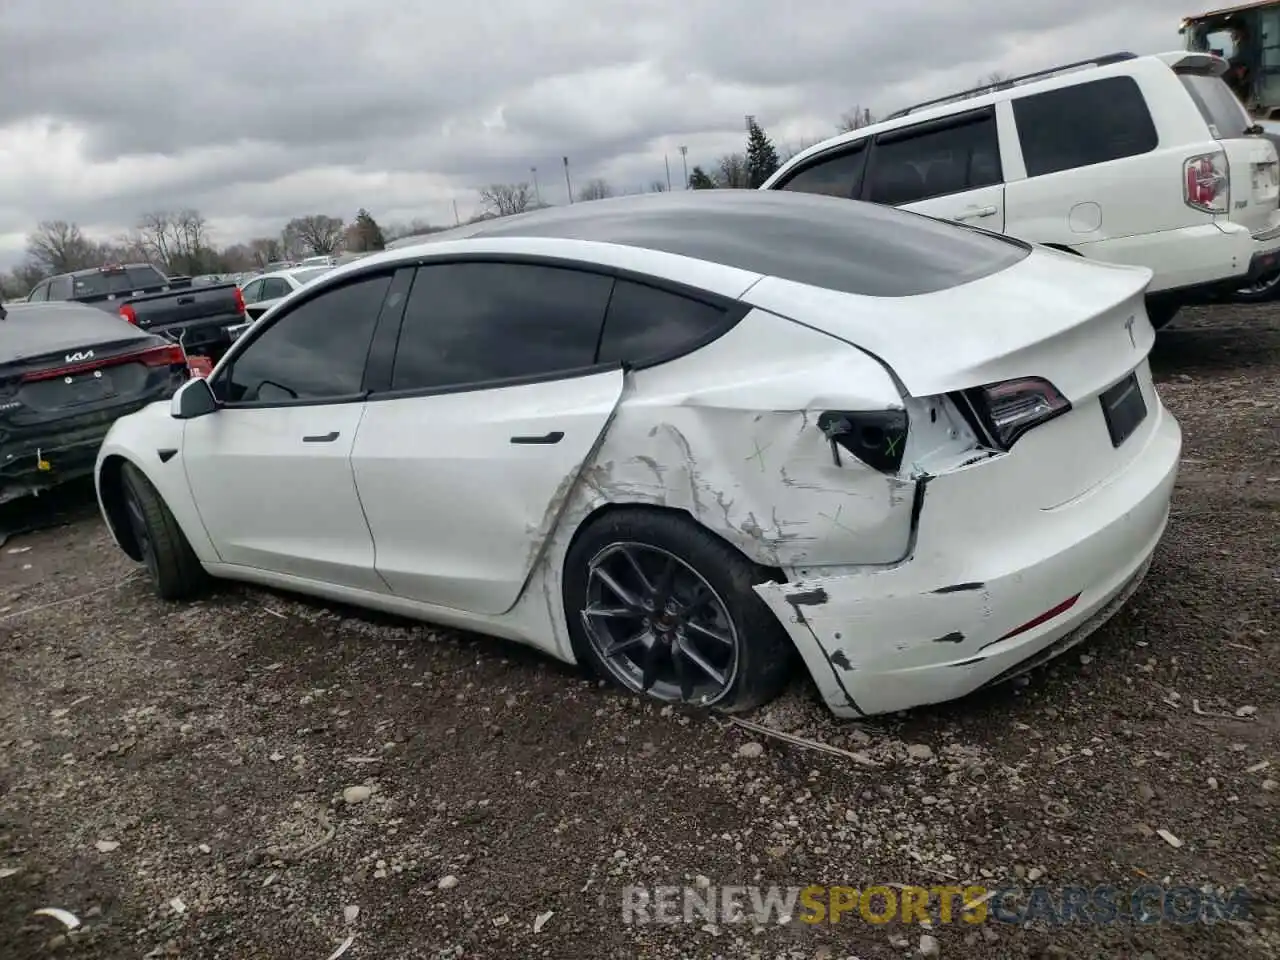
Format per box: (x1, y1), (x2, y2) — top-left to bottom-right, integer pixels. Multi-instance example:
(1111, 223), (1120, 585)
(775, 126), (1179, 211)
(763, 50), (1280, 329)
(94, 191), (1179, 719)
(298, 255), (337, 268)
(237, 266), (335, 321)
(1, 301), (190, 505)
(24, 263), (248, 360)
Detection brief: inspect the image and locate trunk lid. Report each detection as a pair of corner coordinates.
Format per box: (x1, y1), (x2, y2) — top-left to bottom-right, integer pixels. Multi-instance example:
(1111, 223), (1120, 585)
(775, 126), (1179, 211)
(126, 282), (242, 331)
(742, 247), (1154, 401)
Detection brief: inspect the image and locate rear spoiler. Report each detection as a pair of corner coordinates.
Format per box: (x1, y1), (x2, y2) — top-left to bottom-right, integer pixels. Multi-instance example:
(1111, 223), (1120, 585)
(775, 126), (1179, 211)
(1155, 51), (1230, 76)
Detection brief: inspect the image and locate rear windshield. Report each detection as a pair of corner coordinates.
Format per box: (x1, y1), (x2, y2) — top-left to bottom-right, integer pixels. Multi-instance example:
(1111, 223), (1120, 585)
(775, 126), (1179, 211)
(71, 266), (167, 298)
(1179, 73), (1252, 139)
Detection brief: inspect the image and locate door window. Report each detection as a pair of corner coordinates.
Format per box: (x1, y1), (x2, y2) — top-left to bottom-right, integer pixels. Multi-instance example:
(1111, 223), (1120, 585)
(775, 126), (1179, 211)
(597, 280), (733, 367)
(863, 110), (1002, 206)
(776, 141), (869, 199)
(218, 272), (393, 404)
(239, 279), (265, 303)
(49, 276), (73, 300)
(260, 277), (292, 300)
(389, 261), (613, 392)
(1013, 77), (1159, 177)
(26, 281), (49, 302)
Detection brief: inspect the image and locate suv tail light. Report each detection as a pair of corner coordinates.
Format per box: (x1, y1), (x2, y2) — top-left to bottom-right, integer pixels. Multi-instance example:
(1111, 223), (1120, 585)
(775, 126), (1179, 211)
(232, 286), (246, 315)
(1184, 151), (1229, 214)
(119, 304), (138, 325)
(972, 377), (1071, 448)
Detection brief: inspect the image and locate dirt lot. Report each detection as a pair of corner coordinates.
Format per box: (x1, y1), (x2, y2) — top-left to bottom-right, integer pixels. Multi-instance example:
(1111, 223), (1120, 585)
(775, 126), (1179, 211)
(1, 304), (1277, 960)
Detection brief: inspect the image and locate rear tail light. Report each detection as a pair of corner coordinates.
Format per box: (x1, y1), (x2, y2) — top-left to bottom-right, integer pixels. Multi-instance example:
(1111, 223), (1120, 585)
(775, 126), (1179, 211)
(974, 377), (1071, 448)
(817, 409), (909, 474)
(119, 304), (138, 325)
(1184, 151), (1229, 214)
(232, 286), (246, 315)
(21, 344), (188, 383)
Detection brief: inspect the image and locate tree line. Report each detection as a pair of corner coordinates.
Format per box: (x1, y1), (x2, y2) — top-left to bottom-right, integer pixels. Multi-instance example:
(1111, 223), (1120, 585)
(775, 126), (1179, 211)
(5, 100), (943, 300)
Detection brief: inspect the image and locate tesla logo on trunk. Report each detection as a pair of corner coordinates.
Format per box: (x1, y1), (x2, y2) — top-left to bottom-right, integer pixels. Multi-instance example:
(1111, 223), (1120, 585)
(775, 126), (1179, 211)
(65, 350), (94, 363)
(1123, 316), (1136, 349)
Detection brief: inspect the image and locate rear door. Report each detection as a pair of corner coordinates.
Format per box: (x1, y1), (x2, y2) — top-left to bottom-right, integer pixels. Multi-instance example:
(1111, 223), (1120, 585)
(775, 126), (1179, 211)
(351, 259), (621, 615)
(1176, 65), (1280, 233)
(861, 108), (1007, 231)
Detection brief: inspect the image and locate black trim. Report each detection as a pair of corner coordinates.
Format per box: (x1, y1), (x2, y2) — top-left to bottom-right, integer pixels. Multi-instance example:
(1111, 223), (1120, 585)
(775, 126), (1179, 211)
(873, 106), (996, 146)
(157, 448), (178, 463)
(303, 431), (341, 443)
(361, 267), (416, 394)
(510, 431), (565, 444)
(366, 362), (620, 403)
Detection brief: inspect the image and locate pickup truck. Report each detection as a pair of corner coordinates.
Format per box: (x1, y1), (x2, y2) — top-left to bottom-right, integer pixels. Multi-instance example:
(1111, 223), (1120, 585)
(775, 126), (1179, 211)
(23, 263), (248, 360)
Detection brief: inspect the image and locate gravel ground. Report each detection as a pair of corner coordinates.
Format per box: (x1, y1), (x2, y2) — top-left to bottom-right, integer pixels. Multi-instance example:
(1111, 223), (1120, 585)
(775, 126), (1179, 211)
(1, 303), (1277, 960)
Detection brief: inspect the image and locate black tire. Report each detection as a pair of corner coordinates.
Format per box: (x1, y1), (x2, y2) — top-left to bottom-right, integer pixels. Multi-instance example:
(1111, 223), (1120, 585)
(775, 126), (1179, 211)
(121, 462), (207, 601)
(564, 508), (795, 713)
(1231, 270), (1280, 304)
(1146, 301), (1181, 331)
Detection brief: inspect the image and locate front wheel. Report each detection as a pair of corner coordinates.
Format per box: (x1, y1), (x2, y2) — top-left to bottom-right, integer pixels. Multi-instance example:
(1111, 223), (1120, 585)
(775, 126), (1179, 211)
(563, 508), (795, 713)
(120, 463), (207, 601)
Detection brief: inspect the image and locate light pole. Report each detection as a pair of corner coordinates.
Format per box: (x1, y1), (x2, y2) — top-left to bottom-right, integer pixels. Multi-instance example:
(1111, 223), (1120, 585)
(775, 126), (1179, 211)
(563, 156), (574, 204)
(664, 154), (672, 191)
(531, 166), (541, 206)
(678, 145), (688, 188)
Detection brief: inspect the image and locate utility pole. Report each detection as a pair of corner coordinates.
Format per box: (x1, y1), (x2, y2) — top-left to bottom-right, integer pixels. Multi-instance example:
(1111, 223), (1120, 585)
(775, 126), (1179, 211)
(531, 166), (541, 206)
(664, 154), (672, 191)
(745, 114), (755, 134)
(678, 145), (688, 188)
(563, 157), (574, 204)
(452, 199), (460, 226)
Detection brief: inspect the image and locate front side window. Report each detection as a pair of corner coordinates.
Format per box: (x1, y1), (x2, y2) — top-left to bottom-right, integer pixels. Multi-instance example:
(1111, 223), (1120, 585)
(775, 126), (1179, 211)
(27, 281), (50, 302)
(239, 279), (265, 303)
(777, 142), (869, 199)
(1013, 76), (1159, 177)
(220, 272), (392, 403)
(863, 110), (1003, 206)
(389, 262), (613, 392)
(597, 280), (730, 367)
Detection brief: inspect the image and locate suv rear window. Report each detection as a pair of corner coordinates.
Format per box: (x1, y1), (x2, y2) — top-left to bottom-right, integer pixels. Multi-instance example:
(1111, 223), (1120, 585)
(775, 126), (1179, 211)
(70, 266), (167, 298)
(1178, 72), (1251, 139)
(1013, 76), (1159, 177)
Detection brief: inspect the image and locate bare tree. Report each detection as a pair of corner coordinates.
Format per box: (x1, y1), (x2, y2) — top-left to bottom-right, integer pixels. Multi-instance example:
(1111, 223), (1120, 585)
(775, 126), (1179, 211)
(284, 215), (346, 255)
(975, 70), (1012, 90)
(136, 211), (177, 267)
(478, 183), (534, 218)
(837, 106), (877, 133)
(577, 178), (614, 202)
(26, 220), (98, 273)
(714, 153), (751, 189)
(248, 236), (285, 267)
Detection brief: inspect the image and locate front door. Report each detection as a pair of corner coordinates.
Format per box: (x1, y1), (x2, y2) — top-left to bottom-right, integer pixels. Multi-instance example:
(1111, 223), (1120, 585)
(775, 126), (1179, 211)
(182, 269), (398, 591)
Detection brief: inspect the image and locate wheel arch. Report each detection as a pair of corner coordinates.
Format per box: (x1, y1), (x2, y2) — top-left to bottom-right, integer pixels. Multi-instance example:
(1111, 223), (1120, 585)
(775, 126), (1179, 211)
(98, 454), (144, 561)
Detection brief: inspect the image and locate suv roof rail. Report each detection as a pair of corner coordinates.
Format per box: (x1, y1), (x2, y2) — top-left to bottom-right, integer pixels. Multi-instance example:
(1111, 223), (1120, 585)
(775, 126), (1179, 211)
(884, 52), (1140, 121)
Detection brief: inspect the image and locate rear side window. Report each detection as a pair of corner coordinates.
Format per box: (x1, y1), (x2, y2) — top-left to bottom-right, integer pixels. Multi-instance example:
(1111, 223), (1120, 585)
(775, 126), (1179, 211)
(1179, 73), (1251, 139)
(1013, 76), (1159, 177)
(597, 280), (730, 367)
(862, 111), (1002, 206)
(777, 142), (869, 199)
(390, 262), (614, 392)
(261, 278), (292, 299)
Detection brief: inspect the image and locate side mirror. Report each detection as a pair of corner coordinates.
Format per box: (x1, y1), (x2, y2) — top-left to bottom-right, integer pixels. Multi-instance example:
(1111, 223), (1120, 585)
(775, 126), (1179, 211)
(171, 377), (218, 420)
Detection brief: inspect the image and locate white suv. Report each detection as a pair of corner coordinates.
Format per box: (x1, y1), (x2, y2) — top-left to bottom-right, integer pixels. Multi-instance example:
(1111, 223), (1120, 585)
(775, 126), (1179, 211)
(763, 51), (1280, 328)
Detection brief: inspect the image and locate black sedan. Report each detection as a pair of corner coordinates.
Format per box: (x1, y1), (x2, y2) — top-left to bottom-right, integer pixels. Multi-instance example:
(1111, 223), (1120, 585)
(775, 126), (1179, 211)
(0, 300), (191, 505)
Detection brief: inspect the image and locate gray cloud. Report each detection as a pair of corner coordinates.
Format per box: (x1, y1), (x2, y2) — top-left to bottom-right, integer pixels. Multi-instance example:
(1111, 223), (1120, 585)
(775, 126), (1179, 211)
(0, 0), (1182, 265)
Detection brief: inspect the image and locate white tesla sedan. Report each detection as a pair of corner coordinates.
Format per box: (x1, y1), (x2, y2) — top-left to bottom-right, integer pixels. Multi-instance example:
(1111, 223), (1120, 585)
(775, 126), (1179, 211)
(94, 191), (1180, 718)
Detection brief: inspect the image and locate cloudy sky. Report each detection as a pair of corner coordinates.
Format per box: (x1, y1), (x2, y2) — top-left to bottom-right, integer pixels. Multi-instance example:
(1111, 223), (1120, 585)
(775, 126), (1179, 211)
(1, 0), (1189, 267)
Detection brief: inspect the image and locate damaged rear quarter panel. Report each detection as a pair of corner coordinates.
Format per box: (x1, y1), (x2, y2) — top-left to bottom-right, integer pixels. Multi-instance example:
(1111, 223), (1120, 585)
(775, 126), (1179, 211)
(563, 308), (916, 569)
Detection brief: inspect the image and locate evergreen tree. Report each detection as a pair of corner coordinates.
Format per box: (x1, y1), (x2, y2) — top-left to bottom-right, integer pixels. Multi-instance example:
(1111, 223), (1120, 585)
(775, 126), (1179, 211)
(687, 166), (716, 189)
(745, 119), (781, 188)
(350, 208), (386, 252)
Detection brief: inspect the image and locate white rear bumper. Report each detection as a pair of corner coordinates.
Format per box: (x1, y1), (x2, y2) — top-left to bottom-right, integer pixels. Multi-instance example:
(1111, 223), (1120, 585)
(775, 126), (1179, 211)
(755, 391), (1182, 718)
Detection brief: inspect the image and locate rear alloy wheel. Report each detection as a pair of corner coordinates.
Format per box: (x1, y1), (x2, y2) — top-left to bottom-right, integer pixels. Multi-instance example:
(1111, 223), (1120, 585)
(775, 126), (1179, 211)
(565, 509), (793, 712)
(1233, 270), (1280, 303)
(120, 462), (207, 601)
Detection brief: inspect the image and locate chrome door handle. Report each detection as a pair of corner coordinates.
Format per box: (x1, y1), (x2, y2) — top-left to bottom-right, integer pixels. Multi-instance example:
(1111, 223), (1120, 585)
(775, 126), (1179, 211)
(954, 205), (998, 221)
